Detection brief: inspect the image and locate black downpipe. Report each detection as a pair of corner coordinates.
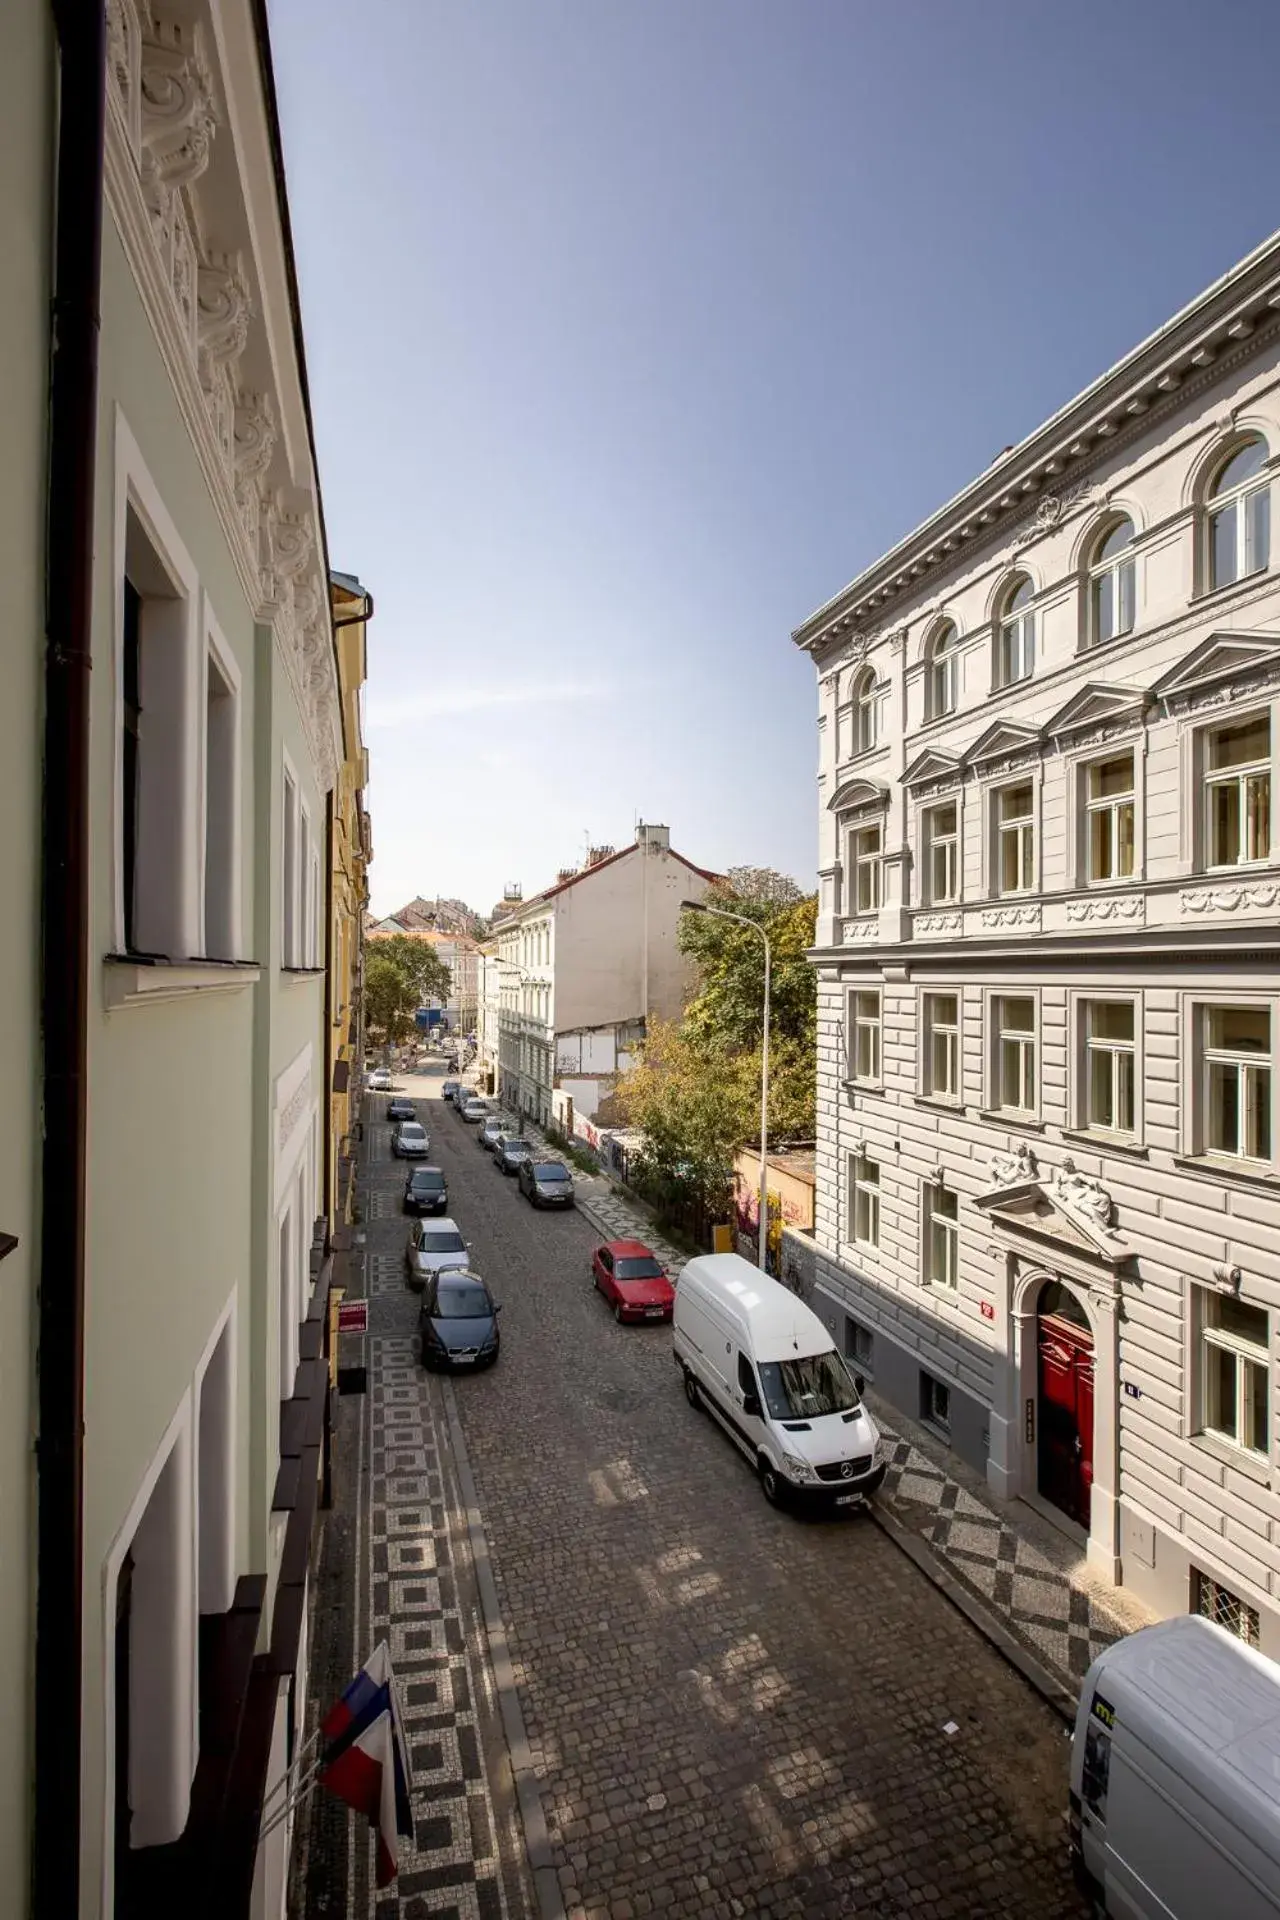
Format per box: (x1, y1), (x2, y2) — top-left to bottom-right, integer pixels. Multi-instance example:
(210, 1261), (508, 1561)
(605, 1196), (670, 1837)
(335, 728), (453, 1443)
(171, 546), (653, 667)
(35, 6), (106, 1918)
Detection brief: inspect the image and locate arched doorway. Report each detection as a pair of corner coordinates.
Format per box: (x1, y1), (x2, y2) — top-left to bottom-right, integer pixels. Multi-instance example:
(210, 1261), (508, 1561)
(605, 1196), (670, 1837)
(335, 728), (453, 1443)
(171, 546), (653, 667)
(1036, 1281), (1095, 1529)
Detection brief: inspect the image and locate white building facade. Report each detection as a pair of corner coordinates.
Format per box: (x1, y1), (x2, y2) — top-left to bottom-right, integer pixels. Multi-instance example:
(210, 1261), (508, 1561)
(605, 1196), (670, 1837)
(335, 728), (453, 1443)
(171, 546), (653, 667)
(796, 234), (1280, 1654)
(496, 827), (715, 1126)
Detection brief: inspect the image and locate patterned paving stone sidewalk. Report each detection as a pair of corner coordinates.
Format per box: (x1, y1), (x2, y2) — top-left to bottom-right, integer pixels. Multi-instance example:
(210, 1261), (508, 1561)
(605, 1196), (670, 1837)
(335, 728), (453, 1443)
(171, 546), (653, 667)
(508, 1120), (1148, 1697)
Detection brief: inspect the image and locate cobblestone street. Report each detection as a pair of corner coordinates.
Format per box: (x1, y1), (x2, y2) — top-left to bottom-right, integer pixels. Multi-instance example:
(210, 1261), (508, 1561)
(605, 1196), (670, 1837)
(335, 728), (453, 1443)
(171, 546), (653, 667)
(301, 1067), (1085, 1919)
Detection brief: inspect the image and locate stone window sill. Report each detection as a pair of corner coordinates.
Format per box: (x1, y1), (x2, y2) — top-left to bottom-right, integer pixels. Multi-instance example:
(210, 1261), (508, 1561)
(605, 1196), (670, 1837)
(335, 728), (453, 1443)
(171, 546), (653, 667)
(104, 954), (260, 1010)
(914, 1095), (965, 1116)
(1189, 1430), (1271, 1488)
(1060, 1128), (1149, 1162)
(842, 1077), (886, 1097)
(978, 1111), (1044, 1136)
(281, 964), (325, 987)
(1173, 1154), (1280, 1192)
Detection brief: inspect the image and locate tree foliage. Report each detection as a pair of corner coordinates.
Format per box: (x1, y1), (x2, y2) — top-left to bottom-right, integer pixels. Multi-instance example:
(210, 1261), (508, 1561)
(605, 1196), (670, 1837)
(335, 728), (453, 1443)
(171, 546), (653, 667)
(363, 935), (452, 1045)
(615, 868), (818, 1208)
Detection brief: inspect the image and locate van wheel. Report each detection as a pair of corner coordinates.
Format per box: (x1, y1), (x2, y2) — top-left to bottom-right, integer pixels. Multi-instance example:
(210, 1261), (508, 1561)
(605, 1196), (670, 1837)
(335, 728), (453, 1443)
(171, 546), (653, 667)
(683, 1369), (700, 1410)
(758, 1459), (784, 1508)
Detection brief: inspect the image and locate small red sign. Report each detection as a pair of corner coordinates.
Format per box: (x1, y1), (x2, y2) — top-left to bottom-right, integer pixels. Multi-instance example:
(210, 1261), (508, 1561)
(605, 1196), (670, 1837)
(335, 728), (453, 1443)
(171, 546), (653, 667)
(337, 1299), (369, 1336)
(980, 1301), (995, 1321)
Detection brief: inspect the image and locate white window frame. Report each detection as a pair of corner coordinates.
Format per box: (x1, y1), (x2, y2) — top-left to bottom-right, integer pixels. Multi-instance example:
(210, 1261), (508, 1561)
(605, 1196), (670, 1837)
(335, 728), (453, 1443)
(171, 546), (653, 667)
(1202, 711), (1273, 873)
(854, 669), (878, 754)
(1194, 1568), (1261, 1647)
(1193, 999), (1275, 1169)
(988, 991), (1038, 1118)
(997, 582), (1035, 688)
(1078, 995), (1139, 1139)
(199, 601), (243, 962)
(994, 780), (1036, 897)
(847, 988), (882, 1084)
(1195, 1286), (1270, 1463)
(1080, 750), (1137, 886)
(282, 756), (300, 968)
(922, 800), (960, 906)
(921, 990), (961, 1102)
(849, 1151), (880, 1250)
(1207, 440), (1271, 592)
(924, 1182), (959, 1290)
(929, 626), (959, 719)
(1088, 519), (1137, 648)
(112, 411), (201, 959)
(848, 822), (883, 916)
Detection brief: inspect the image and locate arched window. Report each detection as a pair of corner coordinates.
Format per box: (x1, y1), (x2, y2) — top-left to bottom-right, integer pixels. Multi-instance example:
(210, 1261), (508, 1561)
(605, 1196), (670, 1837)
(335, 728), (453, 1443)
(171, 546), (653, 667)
(853, 668), (878, 753)
(1089, 517), (1137, 646)
(997, 578), (1035, 687)
(928, 623), (959, 718)
(1209, 436), (1270, 589)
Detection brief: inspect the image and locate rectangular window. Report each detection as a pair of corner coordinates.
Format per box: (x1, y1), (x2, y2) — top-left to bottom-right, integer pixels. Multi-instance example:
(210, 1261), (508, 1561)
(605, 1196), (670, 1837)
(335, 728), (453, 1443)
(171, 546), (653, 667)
(282, 770), (299, 966)
(1206, 717), (1271, 868)
(203, 650), (236, 959)
(925, 1185), (959, 1289)
(1085, 754), (1135, 883)
(850, 1153), (880, 1249)
(994, 996), (1036, 1113)
(1084, 1000), (1136, 1135)
(925, 803), (958, 906)
(1194, 1569), (1261, 1647)
(1202, 1005), (1272, 1164)
(1200, 1291), (1269, 1458)
(848, 991), (881, 1083)
(996, 783), (1035, 895)
(923, 992), (959, 1100)
(921, 1372), (951, 1433)
(850, 824), (882, 915)
(122, 579), (142, 953)
(844, 1317), (874, 1374)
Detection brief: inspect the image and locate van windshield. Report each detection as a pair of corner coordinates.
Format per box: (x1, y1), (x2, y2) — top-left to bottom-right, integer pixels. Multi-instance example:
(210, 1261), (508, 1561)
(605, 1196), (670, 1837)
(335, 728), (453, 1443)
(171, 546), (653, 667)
(758, 1351), (860, 1420)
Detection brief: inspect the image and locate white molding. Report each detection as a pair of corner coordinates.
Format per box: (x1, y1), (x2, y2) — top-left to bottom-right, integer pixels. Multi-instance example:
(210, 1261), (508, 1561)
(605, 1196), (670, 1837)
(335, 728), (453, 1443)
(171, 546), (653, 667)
(104, 959), (260, 1009)
(200, 591), (244, 960)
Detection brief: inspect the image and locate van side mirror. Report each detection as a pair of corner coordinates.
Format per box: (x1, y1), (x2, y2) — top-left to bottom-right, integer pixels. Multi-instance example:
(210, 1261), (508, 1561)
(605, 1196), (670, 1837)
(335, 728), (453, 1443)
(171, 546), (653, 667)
(743, 1391), (762, 1418)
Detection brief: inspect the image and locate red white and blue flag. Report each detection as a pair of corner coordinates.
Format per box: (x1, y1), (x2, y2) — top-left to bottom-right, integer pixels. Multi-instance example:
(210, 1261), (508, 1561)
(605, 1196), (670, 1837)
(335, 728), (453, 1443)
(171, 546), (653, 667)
(318, 1642), (414, 1886)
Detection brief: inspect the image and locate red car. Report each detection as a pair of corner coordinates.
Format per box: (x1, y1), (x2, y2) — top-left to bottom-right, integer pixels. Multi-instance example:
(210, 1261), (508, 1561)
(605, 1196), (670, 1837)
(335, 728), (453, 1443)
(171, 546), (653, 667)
(591, 1240), (675, 1324)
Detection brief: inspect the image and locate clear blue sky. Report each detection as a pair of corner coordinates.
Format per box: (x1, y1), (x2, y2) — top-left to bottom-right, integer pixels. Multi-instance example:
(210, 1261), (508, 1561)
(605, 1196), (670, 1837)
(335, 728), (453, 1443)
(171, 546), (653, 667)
(269, 0), (1280, 919)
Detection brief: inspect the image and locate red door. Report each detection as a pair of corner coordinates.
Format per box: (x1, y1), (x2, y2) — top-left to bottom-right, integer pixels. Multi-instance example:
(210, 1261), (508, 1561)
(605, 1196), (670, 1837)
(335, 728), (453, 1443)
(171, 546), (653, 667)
(1037, 1312), (1095, 1529)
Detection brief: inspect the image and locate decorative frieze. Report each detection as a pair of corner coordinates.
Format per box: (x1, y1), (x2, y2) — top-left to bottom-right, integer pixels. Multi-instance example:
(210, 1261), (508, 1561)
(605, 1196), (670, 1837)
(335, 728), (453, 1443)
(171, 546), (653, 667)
(914, 911), (963, 937)
(1066, 894), (1145, 925)
(841, 919), (879, 945)
(981, 905), (1041, 932)
(1180, 882), (1280, 914)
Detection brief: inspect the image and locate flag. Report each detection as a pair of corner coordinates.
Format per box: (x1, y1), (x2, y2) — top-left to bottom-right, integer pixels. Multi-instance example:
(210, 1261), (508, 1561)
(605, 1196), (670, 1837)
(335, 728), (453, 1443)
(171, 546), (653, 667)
(319, 1643), (414, 1886)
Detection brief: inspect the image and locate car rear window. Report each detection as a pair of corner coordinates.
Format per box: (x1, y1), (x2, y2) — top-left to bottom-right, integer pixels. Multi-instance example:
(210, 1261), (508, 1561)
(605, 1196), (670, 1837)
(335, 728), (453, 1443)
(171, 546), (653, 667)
(616, 1257), (664, 1280)
(400, 1123), (426, 1138)
(435, 1283), (489, 1318)
(420, 1231), (465, 1253)
(410, 1170), (445, 1189)
(503, 1139), (531, 1152)
(536, 1162), (569, 1180)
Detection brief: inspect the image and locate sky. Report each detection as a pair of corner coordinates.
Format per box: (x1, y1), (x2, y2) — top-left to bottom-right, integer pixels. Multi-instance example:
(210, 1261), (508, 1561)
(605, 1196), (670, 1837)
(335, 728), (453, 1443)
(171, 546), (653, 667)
(269, 0), (1280, 920)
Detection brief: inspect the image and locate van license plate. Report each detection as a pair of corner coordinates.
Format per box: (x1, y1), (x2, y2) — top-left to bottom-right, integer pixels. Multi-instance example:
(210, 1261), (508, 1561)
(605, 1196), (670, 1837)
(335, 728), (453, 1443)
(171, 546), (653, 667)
(834, 1492), (860, 1506)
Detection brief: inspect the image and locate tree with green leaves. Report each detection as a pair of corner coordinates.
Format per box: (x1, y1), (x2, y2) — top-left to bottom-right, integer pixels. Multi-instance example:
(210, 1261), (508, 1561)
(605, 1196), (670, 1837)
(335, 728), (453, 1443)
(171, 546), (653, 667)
(363, 935), (453, 1047)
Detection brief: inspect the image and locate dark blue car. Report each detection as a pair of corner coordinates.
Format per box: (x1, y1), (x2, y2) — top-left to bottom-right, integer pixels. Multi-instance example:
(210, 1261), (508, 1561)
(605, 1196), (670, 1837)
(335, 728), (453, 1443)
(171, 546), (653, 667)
(418, 1271), (501, 1371)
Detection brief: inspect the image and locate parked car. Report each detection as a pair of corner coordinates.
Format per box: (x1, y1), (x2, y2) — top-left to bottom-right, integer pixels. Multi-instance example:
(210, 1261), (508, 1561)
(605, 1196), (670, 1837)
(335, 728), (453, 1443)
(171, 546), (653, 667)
(518, 1159), (575, 1209)
(404, 1217), (470, 1290)
(441, 1079), (461, 1103)
(367, 1067), (391, 1091)
(674, 1252), (885, 1511)
(460, 1097), (489, 1124)
(391, 1120), (430, 1158)
(492, 1135), (533, 1175)
(418, 1270), (500, 1370)
(477, 1114), (511, 1152)
(451, 1084), (477, 1111)
(403, 1166), (448, 1216)
(592, 1240), (674, 1321)
(387, 1097), (417, 1123)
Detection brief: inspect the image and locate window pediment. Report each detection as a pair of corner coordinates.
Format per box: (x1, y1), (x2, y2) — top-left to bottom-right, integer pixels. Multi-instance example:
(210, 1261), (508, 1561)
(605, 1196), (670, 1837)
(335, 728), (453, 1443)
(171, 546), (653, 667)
(1042, 682), (1148, 741)
(903, 747), (961, 788)
(974, 1180), (1132, 1266)
(1151, 631), (1280, 707)
(828, 776), (889, 814)
(962, 721), (1042, 770)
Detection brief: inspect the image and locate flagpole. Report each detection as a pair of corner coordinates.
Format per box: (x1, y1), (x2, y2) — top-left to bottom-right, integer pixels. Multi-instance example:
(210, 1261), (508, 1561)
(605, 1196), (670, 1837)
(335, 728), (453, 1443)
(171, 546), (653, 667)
(258, 1766), (325, 1845)
(262, 1727), (322, 1809)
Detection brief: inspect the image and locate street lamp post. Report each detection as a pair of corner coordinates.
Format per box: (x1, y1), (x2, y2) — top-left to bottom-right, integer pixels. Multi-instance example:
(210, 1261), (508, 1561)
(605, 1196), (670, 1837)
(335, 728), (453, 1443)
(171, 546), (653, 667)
(681, 900), (772, 1273)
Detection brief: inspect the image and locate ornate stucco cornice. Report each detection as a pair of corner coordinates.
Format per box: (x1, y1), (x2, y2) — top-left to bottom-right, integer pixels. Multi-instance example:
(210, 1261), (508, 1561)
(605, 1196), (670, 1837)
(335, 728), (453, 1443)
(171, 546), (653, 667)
(793, 231), (1280, 661)
(105, 1), (340, 791)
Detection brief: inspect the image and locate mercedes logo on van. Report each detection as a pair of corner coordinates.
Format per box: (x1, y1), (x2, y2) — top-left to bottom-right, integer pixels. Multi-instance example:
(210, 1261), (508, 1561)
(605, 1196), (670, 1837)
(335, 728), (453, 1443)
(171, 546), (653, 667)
(839, 1461), (854, 1480)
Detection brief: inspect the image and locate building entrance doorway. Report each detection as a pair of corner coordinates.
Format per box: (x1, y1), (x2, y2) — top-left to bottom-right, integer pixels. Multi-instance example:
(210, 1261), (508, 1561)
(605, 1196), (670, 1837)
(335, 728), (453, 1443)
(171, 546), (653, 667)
(1036, 1281), (1094, 1529)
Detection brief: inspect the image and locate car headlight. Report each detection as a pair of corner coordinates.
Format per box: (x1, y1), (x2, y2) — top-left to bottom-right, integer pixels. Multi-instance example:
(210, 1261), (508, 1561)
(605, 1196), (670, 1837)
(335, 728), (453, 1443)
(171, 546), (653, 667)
(782, 1453), (816, 1483)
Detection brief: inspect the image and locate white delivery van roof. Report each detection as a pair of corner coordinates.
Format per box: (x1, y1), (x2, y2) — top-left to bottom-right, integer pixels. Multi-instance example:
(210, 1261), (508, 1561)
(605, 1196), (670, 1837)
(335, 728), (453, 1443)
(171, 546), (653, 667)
(679, 1254), (832, 1362)
(1089, 1615), (1280, 1862)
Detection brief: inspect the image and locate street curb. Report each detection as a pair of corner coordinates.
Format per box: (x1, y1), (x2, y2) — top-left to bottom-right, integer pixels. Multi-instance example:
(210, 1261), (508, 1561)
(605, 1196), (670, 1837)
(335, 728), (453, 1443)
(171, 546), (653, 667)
(440, 1379), (567, 1920)
(869, 1498), (1078, 1727)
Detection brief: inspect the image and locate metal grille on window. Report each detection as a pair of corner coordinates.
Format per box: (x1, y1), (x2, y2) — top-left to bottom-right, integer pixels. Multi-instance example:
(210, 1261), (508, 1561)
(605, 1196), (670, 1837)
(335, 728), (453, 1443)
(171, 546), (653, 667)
(1195, 1570), (1261, 1648)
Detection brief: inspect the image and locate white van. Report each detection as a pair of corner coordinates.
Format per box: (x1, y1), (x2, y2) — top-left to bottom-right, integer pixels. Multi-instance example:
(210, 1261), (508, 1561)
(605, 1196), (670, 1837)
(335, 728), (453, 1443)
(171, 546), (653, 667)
(672, 1252), (886, 1511)
(1070, 1614), (1280, 1918)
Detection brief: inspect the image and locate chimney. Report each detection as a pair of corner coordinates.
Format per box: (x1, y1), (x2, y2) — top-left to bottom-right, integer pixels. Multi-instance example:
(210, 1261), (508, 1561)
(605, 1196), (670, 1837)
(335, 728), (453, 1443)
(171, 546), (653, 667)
(586, 844), (615, 866)
(636, 821), (669, 854)
(556, 867), (578, 884)
(503, 883), (522, 902)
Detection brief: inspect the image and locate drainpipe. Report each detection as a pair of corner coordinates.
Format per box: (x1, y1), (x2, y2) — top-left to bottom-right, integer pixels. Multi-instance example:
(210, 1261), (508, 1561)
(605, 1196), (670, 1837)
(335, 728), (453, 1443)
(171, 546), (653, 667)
(35, 6), (106, 1920)
(323, 790), (334, 1231)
